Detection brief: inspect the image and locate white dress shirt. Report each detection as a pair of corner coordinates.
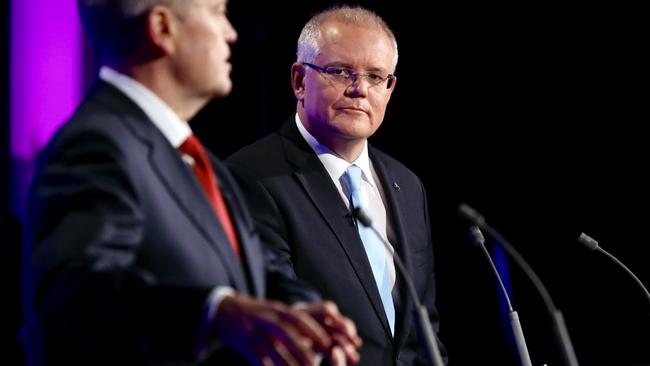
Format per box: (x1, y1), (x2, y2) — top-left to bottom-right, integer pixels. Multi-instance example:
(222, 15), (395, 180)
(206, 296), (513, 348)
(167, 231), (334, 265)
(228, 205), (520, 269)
(100, 66), (192, 148)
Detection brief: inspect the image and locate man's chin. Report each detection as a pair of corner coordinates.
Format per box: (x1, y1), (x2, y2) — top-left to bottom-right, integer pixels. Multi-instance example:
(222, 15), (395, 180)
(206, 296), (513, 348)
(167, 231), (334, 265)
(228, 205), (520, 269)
(211, 83), (233, 99)
(335, 114), (372, 129)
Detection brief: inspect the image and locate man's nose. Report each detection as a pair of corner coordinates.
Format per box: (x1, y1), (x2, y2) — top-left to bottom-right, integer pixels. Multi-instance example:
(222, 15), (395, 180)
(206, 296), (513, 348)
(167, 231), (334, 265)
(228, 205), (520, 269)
(345, 74), (370, 97)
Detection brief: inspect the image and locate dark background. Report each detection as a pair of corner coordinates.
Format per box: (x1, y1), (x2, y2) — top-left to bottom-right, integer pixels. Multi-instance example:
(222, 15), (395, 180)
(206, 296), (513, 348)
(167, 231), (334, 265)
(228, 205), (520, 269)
(4, 1), (649, 365)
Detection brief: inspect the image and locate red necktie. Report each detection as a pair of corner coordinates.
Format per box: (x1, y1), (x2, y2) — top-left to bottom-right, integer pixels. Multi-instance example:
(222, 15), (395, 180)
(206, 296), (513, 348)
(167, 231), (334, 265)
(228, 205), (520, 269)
(179, 135), (241, 258)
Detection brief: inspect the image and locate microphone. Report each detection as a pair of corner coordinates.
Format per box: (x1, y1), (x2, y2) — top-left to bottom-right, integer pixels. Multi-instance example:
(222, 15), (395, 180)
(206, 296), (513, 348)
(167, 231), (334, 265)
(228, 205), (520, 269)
(468, 226), (532, 366)
(353, 208), (444, 366)
(577, 232), (650, 304)
(459, 203), (580, 366)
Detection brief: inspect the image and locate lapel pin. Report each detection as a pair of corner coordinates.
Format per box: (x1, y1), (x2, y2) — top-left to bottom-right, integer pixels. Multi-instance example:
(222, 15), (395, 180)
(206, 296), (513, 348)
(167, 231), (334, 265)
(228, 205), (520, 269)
(393, 182), (400, 191)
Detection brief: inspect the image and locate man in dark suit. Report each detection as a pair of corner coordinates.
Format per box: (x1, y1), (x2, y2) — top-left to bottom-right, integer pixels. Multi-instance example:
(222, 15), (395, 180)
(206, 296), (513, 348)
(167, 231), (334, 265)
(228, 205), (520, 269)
(226, 5), (446, 366)
(22, 1), (360, 365)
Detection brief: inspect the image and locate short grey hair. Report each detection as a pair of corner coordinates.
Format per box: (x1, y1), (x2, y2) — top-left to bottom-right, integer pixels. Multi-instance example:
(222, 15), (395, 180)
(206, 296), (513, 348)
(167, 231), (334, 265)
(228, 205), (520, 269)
(296, 5), (399, 72)
(77, 0), (188, 62)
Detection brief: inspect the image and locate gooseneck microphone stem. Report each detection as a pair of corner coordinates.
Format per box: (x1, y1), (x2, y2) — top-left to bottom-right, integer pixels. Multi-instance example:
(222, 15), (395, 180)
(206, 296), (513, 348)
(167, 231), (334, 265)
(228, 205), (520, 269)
(479, 242), (515, 312)
(578, 233), (650, 305)
(598, 248), (650, 303)
(484, 222), (556, 313)
(484, 222), (579, 366)
(459, 204), (580, 366)
(469, 226), (531, 366)
(354, 208), (444, 366)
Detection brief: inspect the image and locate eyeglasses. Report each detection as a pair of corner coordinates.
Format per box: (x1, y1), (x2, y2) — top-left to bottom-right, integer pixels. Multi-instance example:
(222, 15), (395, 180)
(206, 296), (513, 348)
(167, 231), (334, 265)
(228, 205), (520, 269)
(302, 62), (395, 89)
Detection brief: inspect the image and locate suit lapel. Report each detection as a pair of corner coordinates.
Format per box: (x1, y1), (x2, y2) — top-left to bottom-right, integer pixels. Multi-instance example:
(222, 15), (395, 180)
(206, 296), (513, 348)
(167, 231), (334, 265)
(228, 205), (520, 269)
(212, 159), (266, 297)
(370, 148), (416, 348)
(95, 82), (250, 292)
(148, 143), (250, 292)
(281, 122), (394, 340)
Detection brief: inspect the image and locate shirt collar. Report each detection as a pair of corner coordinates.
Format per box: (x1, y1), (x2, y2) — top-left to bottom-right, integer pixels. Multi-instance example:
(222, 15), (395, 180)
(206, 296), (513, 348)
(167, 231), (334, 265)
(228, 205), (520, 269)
(295, 114), (375, 187)
(99, 66), (192, 148)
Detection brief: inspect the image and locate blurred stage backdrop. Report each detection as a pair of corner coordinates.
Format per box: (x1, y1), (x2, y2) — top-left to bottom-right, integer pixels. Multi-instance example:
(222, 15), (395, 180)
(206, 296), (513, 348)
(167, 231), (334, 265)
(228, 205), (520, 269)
(4, 1), (648, 365)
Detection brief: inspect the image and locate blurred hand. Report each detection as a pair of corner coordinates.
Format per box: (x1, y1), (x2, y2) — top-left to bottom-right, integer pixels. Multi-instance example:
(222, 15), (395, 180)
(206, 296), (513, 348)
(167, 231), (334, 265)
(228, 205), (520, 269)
(293, 301), (362, 366)
(213, 293), (332, 366)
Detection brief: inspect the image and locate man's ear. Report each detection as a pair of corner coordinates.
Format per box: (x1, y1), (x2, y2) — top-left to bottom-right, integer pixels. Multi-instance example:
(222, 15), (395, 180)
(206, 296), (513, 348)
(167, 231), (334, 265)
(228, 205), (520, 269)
(291, 63), (307, 101)
(146, 5), (179, 55)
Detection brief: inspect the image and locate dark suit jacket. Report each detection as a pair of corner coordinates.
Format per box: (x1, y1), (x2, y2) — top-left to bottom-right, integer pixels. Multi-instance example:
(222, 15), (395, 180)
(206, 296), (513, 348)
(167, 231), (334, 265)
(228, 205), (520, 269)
(22, 82), (316, 366)
(226, 119), (446, 366)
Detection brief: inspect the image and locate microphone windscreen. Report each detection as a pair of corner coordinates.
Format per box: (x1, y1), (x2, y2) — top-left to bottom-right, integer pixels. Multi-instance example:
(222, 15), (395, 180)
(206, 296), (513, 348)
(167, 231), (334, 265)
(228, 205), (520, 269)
(458, 203), (485, 226)
(468, 226), (485, 246)
(353, 207), (373, 227)
(578, 232), (599, 250)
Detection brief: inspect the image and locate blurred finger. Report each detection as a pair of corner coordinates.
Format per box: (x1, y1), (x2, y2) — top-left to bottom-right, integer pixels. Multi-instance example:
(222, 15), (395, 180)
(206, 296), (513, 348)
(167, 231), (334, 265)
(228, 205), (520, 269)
(315, 304), (361, 348)
(332, 333), (360, 364)
(279, 307), (331, 350)
(262, 318), (317, 366)
(328, 345), (347, 366)
(273, 338), (303, 366)
(341, 317), (362, 347)
(255, 333), (303, 366)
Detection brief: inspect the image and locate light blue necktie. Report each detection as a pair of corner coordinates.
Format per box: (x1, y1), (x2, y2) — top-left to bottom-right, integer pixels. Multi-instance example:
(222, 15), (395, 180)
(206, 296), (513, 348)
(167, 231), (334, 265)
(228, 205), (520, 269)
(343, 165), (395, 335)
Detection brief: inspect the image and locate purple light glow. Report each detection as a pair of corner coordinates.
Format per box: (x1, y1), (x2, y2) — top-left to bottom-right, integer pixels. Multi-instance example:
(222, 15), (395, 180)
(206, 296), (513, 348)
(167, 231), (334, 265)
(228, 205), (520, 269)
(10, 0), (84, 161)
